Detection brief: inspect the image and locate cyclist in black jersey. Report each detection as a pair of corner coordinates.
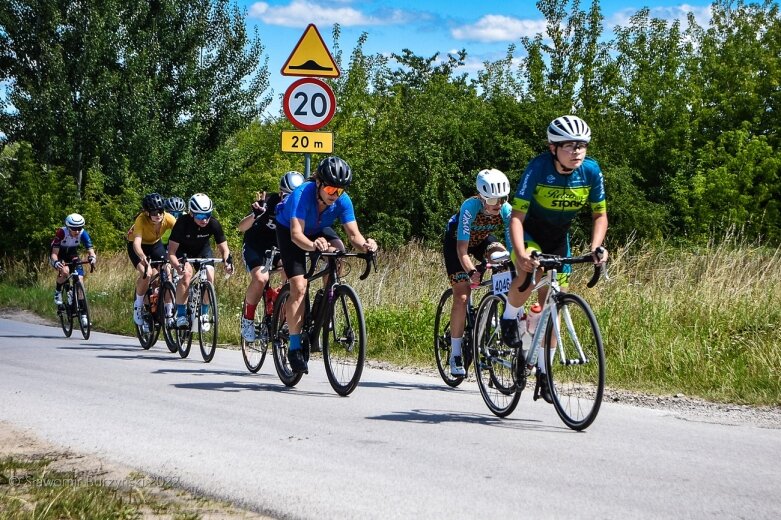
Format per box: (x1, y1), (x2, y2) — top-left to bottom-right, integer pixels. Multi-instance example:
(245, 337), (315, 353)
(168, 193), (234, 330)
(237, 171), (304, 342)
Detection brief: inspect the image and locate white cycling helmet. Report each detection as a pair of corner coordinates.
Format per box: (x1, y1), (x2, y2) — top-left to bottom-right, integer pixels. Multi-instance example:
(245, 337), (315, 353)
(279, 171), (305, 194)
(476, 169), (511, 199)
(547, 115), (592, 143)
(64, 213), (85, 229)
(189, 193), (214, 213)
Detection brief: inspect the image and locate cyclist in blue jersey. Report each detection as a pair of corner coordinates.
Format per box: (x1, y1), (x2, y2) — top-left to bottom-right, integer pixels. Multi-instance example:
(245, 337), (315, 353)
(501, 115), (609, 403)
(275, 156), (377, 374)
(443, 168), (513, 376)
(50, 213), (97, 328)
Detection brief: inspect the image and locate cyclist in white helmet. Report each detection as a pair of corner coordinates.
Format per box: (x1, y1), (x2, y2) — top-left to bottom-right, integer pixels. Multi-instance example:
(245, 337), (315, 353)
(168, 193), (234, 330)
(237, 171), (304, 342)
(501, 115), (609, 403)
(50, 213), (97, 328)
(442, 168), (513, 377)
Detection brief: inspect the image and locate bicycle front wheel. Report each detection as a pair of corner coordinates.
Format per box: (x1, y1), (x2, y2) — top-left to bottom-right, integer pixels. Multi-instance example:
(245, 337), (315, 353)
(433, 288), (464, 387)
(198, 281), (218, 363)
(74, 280), (91, 340)
(241, 296), (268, 373)
(544, 292), (605, 431)
(135, 289), (160, 350)
(322, 285), (366, 396)
(58, 285), (73, 338)
(160, 281), (179, 353)
(271, 285), (303, 387)
(473, 294), (521, 417)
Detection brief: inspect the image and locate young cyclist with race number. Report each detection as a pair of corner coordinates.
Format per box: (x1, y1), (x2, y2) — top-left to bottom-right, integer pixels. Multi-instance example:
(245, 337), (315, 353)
(50, 213), (97, 329)
(167, 193), (234, 330)
(275, 156), (377, 374)
(501, 115), (609, 403)
(442, 169), (513, 376)
(237, 171), (304, 342)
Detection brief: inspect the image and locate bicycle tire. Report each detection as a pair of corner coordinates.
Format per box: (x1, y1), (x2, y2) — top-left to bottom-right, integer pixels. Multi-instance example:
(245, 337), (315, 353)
(544, 292), (605, 431)
(433, 289), (464, 387)
(160, 281), (179, 353)
(135, 288), (158, 350)
(198, 281), (218, 363)
(241, 293), (268, 373)
(177, 287), (195, 359)
(322, 284), (366, 396)
(271, 286), (303, 387)
(74, 280), (91, 340)
(58, 284), (74, 338)
(473, 293), (521, 417)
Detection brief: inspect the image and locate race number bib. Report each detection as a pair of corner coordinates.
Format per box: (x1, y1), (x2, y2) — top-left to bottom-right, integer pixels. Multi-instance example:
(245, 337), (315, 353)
(492, 271), (511, 295)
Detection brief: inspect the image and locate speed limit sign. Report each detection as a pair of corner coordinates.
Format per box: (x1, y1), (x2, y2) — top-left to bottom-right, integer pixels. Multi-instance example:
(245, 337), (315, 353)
(283, 78), (336, 131)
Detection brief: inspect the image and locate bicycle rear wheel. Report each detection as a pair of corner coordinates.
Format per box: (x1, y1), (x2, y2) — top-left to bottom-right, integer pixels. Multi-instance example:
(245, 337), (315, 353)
(241, 295), (268, 373)
(58, 285), (74, 338)
(198, 281), (218, 363)
(433, 289), (464, 387)
(322, 284), (366, 396)
(473, 294), (521, 417)
(74, 280), (91, 340)
(544, 293), (605, 431)
(160, 281), (179, 353)
(271, 285), (303, 387)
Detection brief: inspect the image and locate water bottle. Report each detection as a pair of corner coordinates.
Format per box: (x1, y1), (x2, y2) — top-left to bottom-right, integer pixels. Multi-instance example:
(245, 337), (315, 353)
(518, 311), (532, 350)
(264, 285), (279, 316)
(311, 289), (324, 318)
(526, 303), (542, 336)
(150, 287), (159, 314)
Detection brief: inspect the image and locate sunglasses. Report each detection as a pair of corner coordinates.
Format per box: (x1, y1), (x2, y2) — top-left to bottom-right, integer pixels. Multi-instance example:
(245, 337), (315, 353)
(67, 226), (84, 232)
(322, 185), (345, 197)
(482, 196), (507, 206)
(148, 210), (163, 217)
(560, 141), (588, 153)
(194, 212), (212, 221)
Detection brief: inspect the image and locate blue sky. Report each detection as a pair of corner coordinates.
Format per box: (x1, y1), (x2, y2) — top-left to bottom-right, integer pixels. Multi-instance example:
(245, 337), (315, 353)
(237, 0), (715, 117)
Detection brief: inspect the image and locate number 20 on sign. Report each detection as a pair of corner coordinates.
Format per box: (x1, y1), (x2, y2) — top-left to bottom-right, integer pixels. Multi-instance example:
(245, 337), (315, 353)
(281, 131), (334, 154)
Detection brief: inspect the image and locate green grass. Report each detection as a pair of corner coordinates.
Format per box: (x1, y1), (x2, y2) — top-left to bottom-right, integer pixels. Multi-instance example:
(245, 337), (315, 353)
(1, 237), (780, 406)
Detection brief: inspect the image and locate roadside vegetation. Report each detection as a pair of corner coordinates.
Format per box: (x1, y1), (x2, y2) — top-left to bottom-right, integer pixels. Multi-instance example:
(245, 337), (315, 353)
(1, 236), (779, 407)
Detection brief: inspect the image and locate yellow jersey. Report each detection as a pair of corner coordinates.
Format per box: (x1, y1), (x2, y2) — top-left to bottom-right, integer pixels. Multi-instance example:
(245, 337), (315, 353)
(127, 212), (177, 245)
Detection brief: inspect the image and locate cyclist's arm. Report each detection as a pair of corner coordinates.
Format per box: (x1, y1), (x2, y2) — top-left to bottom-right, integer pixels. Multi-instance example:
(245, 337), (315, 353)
(591, 212), (609, 263)
(290, 217), (319, 251)
(132, 236), (147, 267)
(50, 245), (61, 268)
(456, 239), (480, 285)
(237, 213), (255, 233)
(216, 240), (232, 264)
(167, 240), (182, 271)
(509, 209), (536, 274)
(342, 220), (377, 252)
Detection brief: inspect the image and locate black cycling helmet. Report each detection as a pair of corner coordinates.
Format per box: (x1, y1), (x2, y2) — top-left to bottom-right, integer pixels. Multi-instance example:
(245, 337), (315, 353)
(142, 193), (165, 212)
(316, 156), (352, 188)
(164, 196), (185, 213)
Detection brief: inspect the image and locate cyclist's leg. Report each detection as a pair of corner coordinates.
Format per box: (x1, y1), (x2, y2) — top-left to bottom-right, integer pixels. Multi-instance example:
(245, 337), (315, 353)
(242, 241), (269, 341)
(276, 224), (310, 373)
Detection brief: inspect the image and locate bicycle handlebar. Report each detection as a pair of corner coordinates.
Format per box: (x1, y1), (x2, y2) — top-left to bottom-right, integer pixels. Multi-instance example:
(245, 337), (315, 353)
(142, 256), (169, 279)
(304, 250), (377, 281)
(518, 247), (607, 292)
(64, 258), (95, 274)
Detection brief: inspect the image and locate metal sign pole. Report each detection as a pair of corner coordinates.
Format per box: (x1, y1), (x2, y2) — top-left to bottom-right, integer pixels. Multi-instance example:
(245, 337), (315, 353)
(304, 154), (311, 178)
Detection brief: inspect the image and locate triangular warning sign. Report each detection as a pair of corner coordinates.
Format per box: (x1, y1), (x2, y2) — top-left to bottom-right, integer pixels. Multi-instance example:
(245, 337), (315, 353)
(281, 24), (341, 78)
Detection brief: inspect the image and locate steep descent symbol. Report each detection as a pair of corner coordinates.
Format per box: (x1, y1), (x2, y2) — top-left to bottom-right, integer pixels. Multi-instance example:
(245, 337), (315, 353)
(281, 24), (341, 78)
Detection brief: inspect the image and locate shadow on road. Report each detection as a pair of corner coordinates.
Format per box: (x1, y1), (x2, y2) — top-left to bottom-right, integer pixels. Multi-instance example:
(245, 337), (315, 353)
(60, 344), (144, 351)
(0, 333), (65, 339)
(366, 408), (563, 432)
(171, 379), (338, 398)
(359, 380), (465, 393)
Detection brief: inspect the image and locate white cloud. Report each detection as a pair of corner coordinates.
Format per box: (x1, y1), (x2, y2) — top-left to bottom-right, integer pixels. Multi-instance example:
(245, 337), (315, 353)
(451, 15), (547, 43)
(609, 4), (712, 29)
(248, 1), (413, 28)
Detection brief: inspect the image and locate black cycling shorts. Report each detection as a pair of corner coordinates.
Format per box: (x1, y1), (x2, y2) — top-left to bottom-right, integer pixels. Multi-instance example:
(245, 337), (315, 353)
(276, 224), (343, 278)
(127, 240), (166, 269)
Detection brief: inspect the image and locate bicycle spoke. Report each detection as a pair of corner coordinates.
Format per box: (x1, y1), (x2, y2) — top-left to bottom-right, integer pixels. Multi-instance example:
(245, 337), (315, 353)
(323, 285), (365, 396)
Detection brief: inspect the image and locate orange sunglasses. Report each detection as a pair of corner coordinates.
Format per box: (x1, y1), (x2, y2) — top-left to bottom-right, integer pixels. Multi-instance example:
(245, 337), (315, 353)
(322, 185), (345, 197)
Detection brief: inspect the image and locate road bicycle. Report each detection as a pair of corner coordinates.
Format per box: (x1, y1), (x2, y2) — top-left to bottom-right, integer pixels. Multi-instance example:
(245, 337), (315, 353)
(56, 259), (94, 340)
(433, 261), (509, 387)
(271, 250), (376, 396)
(241, 247), (283, 373)
(473, 249), (607, 430)
(170, 257), (228, 363)
(135, 257), (179, 352)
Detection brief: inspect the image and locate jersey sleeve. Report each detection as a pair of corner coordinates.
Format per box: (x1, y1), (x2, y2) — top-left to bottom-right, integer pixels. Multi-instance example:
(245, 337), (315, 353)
(51, 228), (66, 249)
(337, 195), (356, 225)
(80, 230), (94, 249)
(588, 162), (607, 214)
(456, 198), (481, 242)
(169, 218), (186, 243)
(211, 218), (227, 244)
(500, 202), (513, 253)
(512, 163), (537, 213)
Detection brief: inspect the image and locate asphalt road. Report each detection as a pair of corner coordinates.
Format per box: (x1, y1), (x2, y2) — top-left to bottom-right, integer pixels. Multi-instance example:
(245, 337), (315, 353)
(1, 317), (779, 519)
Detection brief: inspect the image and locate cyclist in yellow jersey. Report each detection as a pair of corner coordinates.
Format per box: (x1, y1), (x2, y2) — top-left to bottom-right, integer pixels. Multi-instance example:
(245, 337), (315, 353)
(127, 193), (176, 327)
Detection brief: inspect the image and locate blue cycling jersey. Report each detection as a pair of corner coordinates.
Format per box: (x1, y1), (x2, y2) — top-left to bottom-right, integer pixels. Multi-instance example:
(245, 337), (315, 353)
(276, 181), (356, 235)
(445, 197), (512, 253)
